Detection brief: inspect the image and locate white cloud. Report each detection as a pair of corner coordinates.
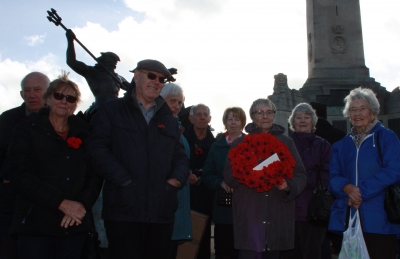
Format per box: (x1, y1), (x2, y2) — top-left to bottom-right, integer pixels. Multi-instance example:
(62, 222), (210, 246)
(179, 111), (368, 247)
(2, 0), (400, 133)
(0, 54), (94, 114)
(24, 34), (46, 46)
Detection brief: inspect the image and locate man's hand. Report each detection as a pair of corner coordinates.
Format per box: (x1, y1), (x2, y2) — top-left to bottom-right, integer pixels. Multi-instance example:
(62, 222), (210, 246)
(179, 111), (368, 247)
(167, 178), (181, 188)
(58, 199), (86, 224)
(189, 172), (200, 185)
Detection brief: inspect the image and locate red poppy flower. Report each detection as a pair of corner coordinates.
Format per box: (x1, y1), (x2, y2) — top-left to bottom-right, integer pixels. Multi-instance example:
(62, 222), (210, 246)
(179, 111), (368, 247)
(67, 137), (82, 149)
(158, 124), (165, 129)
(195, 147), (203, 155)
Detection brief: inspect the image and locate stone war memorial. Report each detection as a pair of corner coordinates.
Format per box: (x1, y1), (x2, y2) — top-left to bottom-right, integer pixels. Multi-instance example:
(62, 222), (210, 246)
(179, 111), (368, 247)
(269, 0), (400, 137)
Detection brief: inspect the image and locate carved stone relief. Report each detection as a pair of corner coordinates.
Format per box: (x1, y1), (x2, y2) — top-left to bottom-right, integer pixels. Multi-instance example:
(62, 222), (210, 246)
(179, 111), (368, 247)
(331, 24), (347, 54)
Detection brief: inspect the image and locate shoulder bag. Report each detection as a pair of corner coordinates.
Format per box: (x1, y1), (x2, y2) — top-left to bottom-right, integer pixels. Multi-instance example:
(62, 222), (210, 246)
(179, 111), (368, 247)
(307, 170), (334, 225)
(376, 131), (400, 223)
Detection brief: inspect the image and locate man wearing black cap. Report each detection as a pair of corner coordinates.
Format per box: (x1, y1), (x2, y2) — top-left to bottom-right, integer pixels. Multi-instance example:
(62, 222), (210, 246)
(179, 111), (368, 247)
(86, 59), (190, 258)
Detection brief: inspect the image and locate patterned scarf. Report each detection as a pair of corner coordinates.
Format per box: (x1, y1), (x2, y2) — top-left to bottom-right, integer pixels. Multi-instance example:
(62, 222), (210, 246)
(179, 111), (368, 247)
(351, 120), (377, 148)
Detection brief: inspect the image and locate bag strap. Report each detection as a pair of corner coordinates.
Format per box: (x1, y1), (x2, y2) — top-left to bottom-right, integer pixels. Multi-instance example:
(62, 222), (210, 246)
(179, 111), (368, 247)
(315, 170), (322, 188)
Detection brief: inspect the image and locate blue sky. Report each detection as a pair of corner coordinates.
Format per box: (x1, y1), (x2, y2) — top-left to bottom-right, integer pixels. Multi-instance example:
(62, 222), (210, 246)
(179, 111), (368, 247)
(1, 0), (399, 132)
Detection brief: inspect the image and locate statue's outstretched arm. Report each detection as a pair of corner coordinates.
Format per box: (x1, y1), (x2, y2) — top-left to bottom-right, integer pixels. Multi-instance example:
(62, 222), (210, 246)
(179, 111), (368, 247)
(66, 29), (89, 77)
(118, 75), (131, 91)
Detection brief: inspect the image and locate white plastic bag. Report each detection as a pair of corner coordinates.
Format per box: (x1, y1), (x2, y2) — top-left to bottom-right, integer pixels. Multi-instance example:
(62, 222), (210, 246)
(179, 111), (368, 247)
(338, 210), (370, 259)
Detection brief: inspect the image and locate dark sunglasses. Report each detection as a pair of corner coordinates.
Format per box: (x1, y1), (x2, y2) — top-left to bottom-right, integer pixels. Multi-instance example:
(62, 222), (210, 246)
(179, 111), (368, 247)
(52, 92), (78, 103)
(139, 70), (167, 83)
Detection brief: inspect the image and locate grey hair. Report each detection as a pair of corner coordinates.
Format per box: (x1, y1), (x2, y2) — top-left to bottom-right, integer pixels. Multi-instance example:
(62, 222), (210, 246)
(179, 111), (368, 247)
(20, 72), (50, 90)
(190, 103), (211, 116)
(249, 98), (276, 121)
(288, 103), (318, 132)
(160, 82), (185, 100)
(343, 87), (380, 117)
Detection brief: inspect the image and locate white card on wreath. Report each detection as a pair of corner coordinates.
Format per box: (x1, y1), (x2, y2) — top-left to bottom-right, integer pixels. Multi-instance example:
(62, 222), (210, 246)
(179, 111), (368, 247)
(253, 153), (280, 170)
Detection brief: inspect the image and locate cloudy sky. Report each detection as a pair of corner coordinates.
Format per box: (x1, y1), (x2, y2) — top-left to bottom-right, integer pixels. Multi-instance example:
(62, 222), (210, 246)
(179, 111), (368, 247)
(1, 0), (399, 132)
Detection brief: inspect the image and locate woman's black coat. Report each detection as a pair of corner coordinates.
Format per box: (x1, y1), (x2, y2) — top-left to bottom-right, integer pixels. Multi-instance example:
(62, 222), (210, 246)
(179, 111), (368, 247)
(7, 108), (102, 237)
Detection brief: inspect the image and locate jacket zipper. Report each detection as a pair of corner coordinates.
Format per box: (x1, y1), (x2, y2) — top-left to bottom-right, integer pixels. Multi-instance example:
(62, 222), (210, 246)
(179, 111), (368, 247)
(353, 133), (373, 187)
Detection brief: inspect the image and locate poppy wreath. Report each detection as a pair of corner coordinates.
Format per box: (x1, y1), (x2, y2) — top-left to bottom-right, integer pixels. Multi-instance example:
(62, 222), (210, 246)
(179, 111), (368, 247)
(228, 132), (296, 192)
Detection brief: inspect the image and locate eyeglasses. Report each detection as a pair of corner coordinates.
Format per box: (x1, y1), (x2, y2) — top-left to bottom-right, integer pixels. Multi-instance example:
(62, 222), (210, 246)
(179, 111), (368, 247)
(52, 92), (78, 103)
(139, 70), (167, 83)
(254, 110), (276, 117)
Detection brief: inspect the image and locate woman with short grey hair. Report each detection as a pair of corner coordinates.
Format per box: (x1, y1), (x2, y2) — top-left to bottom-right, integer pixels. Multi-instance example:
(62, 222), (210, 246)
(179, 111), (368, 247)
(329, 87), (400, 259)
(224, 98), (306, 259)
(160, 82), (184, 100)
(160, 82), (192, 259)
(281, 103), (331, 259)
(342, 87), (380, 118)
(288, 103), (318, 132)
(249, 98), (276, 121)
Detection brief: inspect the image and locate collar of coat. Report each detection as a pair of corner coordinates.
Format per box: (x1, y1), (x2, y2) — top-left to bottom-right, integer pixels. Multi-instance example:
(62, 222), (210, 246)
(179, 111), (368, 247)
(30, 108), (89, 141)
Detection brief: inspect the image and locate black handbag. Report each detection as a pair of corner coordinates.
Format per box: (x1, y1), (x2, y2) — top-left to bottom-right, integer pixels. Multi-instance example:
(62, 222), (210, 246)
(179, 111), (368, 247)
(307, 171), (334, 226)
(216, 188), (232, 207)
(385, 185), (400, 223)
(376, 131), (400, 223)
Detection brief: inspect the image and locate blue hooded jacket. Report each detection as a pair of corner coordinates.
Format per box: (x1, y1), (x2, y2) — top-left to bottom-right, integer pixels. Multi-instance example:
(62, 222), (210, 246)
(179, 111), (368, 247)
(328, 122), (400, 234)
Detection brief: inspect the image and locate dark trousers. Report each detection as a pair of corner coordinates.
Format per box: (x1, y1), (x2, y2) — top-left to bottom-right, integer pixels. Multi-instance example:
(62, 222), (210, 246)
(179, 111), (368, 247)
(280, 221), (326, 259)
(105, 220), (174, 259)
(166, 240), (178, 259)
(0, 220), (17, 259)
(361, 232), (397, 259)
(17, 233), (87, 259)
(239, 249), (280, 259)
(214, 223), (239, 259)
(197, 217), (211, 259)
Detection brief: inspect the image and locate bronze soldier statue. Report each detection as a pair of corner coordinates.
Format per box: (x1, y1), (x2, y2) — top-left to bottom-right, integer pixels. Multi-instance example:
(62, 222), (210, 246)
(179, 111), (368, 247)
(66, 29), (130, 121)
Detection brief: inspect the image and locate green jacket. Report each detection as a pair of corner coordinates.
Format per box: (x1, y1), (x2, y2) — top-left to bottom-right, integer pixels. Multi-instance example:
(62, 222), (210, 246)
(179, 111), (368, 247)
(202, 135), (234, 224)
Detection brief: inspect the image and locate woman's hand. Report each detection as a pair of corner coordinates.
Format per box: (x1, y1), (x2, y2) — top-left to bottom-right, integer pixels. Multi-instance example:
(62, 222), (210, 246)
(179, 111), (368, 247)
(189, 172), (200, 185)
(221, 181), (233, 193)
(60, 215), (79, 228)
(58, 199), (86, 224)
(343, 184), (362, 208)
(277, 179), (290, 192)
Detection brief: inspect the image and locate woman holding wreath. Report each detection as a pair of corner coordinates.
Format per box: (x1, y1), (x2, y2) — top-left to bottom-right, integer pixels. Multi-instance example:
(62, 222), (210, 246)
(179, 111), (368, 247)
(223, 98), (306, 259)
(7, 72), (102, 259)
(328, 87), (400, 259)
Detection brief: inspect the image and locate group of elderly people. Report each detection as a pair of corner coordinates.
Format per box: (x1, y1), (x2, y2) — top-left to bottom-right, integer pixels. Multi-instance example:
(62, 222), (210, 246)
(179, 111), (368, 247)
(1, 56), (400, 259)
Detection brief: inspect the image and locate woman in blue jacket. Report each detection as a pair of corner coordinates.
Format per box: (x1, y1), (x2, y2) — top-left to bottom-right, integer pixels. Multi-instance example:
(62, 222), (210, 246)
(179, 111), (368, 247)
(161, 83), (192, 259)
(328, 87), (400, 259)
(202, 107), (246, 259)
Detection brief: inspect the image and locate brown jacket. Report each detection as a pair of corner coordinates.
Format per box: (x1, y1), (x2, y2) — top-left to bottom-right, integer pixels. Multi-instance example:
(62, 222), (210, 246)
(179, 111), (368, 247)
(223, 123), (306, 252)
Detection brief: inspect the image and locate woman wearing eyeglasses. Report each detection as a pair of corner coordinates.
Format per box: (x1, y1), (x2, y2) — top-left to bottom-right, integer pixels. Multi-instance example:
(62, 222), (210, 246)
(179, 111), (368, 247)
(223, 98), (306, 259)
(7, 71), (102, 259)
